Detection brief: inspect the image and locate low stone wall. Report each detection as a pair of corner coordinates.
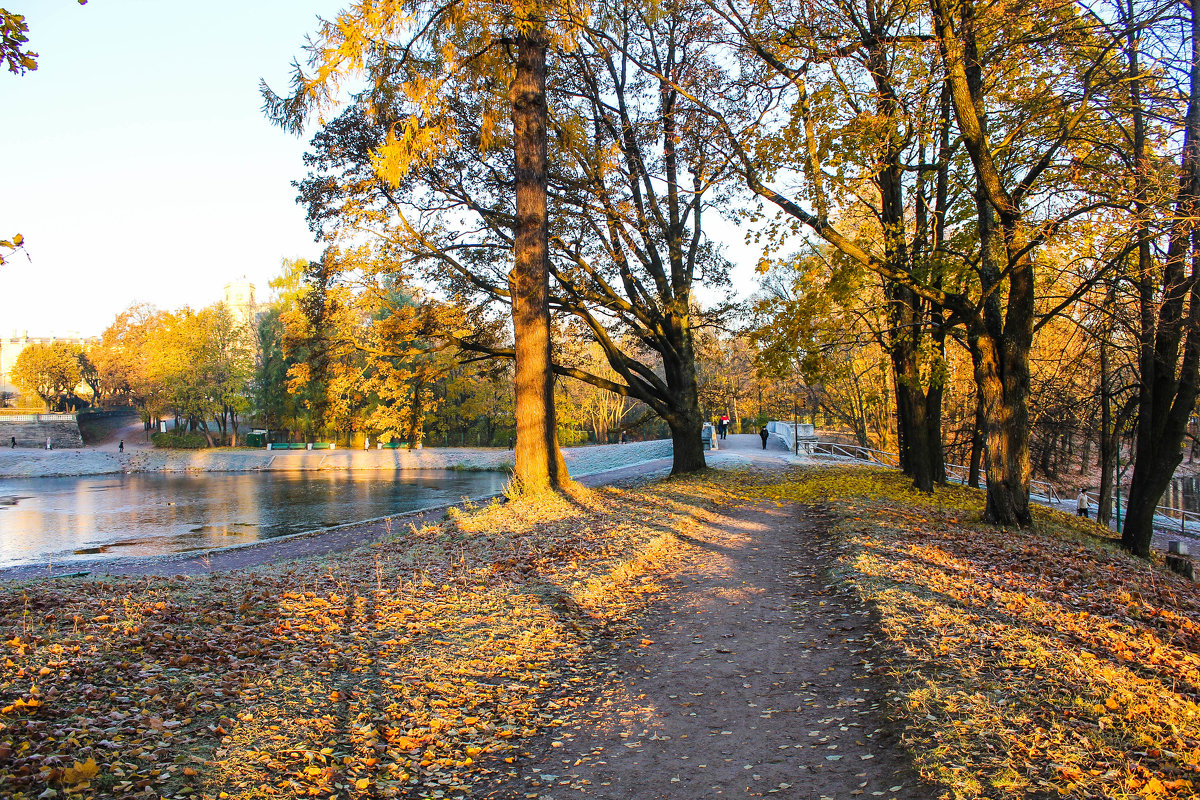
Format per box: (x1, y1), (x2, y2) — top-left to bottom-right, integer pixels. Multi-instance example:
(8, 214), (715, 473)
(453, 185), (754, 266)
(0, 439), (674, 479)
(0, 419), (83, 450)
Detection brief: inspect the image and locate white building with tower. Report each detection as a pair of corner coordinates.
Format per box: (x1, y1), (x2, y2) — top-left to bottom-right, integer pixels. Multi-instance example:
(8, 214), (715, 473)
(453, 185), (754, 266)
(0, 332), (92, 401)
(223, 278), (260, 331)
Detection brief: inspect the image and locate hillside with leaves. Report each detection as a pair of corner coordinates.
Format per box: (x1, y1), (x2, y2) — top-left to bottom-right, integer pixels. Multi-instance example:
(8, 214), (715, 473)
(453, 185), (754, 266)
(2, 465), (1200, 798)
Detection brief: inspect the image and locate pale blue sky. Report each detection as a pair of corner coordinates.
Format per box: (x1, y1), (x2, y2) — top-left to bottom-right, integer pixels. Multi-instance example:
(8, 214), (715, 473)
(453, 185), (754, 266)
(1, 0), (344, 336)
(2, 0), (761, 338)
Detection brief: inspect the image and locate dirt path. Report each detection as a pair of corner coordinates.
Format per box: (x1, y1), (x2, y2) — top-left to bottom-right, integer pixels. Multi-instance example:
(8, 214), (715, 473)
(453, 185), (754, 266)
(487, 500), (930, 800)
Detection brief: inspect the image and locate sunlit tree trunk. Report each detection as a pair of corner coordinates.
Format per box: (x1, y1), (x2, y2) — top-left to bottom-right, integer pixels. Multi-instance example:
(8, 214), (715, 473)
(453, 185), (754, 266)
(933, 0), (1036, 526)
(510, 24), (568, 494)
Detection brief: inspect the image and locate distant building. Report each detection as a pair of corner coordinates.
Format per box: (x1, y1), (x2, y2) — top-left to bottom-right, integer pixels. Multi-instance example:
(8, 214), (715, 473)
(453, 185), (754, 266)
(223, 278), (261, 332)
(0, 333), (92, 402)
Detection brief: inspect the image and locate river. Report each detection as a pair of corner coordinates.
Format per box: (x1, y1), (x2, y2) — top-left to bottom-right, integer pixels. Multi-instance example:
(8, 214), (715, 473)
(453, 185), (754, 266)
(0, 470), (510, 569)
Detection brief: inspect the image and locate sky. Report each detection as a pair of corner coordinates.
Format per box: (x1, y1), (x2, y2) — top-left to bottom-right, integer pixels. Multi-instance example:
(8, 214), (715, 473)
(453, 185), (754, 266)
(1, 0), (345, 338)
(1, 0), (765, 340)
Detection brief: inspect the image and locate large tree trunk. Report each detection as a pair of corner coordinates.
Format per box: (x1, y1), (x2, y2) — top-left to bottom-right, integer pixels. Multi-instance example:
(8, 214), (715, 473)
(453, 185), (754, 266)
(665, 328), (706, 474)
(970, 324), (1033, 526)
(1121, 0), (1200, 555)
(893, 355), (935, 491)
(869, 30), (940, 494)
(932, 0), (1035, 527)
(510, 26), (568, 494)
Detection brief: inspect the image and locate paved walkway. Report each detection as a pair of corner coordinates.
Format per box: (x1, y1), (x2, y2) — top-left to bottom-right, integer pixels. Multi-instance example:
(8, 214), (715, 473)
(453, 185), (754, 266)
(708, 432), (806, 464)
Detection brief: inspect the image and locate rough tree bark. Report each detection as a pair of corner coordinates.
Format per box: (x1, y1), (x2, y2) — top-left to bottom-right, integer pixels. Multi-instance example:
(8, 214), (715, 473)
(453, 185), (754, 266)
(1121, 0), (1200, 555)
(510, 25), (569, 494)
(934, 0), (1036, 526)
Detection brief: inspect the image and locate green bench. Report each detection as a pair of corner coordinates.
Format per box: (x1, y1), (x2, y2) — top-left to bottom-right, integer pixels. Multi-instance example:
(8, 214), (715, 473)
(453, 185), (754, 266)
(267, 442), (336, 450)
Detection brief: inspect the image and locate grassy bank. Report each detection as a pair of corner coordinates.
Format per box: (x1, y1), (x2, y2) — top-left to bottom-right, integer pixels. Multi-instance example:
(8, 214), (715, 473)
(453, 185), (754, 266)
(735, 466), (1200, 799)
(0, 479), (718, 800)
(2, 465), (1198, 799)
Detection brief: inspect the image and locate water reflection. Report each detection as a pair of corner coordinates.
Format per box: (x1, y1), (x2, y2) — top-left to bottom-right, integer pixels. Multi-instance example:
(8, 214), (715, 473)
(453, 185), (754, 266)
(0, 470), (509, 568)
(1165, 476), (1200, 515)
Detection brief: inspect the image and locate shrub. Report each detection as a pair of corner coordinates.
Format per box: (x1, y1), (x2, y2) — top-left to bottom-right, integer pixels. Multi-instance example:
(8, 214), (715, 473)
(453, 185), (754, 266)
(558, 429), (590, 446)
(151, 431), (209, 449)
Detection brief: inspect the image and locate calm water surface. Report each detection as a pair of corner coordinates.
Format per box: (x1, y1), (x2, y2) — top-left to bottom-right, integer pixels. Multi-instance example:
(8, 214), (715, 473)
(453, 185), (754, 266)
(0, 470), (509, 568)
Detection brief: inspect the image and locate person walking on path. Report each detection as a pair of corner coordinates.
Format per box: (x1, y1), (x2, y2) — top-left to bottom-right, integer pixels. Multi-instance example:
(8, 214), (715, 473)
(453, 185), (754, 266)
(760, 425), (769, 449)
(118, 440), (124, 453)
(45, 437), (51, 450)
(1077, 488), (1090, 519)
(9, 436), (14, 449)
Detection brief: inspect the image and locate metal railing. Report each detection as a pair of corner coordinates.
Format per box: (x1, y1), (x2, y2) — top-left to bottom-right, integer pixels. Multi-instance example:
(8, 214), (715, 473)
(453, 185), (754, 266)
(768, 421), (818, 454)
(807, 441), (1061, 503)
(811, 441), (900, 468)
(1146, 502), (1200, 537)
(1078, 489), (1200, 539)
(797, 427), (1200, 540)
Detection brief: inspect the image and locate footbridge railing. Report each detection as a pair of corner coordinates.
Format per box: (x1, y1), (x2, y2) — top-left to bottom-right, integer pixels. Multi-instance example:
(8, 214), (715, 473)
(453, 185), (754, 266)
(767, 421), (819, 454)
(808, 441), (1061, 504)
(798, 429), (1200, 541)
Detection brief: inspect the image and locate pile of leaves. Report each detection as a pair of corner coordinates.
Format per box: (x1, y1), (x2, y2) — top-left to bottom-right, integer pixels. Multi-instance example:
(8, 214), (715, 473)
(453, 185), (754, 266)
(0, 481), (710, 799)
(740, 465), (1200, 799)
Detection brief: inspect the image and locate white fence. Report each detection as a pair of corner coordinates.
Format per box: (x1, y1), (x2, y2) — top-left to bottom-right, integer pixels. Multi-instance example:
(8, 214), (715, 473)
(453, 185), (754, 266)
(0, 412), (76, 423)
(767, 421), (818, 454)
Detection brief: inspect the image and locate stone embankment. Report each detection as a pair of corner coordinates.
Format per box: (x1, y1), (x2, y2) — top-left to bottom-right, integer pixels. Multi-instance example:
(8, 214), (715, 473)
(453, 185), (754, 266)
(0, 419), (83, 450)
(0, 439), (674, 480)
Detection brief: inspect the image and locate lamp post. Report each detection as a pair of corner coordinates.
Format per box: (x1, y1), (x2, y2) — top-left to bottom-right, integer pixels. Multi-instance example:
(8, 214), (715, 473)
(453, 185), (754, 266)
(1115, 438), (1122, 534)
(792, 395), (799, 455)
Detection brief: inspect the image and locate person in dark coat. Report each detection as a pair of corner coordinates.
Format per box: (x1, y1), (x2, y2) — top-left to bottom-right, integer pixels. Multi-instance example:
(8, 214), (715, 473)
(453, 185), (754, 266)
(760, 426), (769, 449)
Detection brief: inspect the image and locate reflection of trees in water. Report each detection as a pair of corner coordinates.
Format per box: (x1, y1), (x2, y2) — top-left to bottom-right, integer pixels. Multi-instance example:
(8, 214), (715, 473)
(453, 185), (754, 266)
(1163, 477), (1200, 513)
(0, 471), (509, 567)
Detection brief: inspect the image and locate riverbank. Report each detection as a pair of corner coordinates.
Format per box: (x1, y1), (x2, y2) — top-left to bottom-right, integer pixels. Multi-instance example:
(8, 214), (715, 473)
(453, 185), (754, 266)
(0, 439), (673, 479)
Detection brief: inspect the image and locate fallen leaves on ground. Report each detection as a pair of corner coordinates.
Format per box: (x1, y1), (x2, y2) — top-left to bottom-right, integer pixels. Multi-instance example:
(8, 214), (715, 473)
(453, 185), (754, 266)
(0, 480), (718, 799)
(739, 465), (1200, 799)
(7, 464), (1197, 800)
